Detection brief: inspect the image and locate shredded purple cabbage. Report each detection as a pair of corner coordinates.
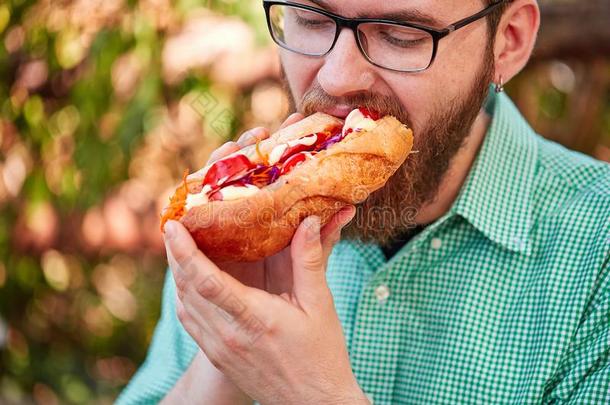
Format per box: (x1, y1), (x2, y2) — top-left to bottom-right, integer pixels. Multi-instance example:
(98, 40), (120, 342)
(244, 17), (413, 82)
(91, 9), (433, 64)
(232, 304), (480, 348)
(316, 133), (343, 151)
(268, 166), (280, 183)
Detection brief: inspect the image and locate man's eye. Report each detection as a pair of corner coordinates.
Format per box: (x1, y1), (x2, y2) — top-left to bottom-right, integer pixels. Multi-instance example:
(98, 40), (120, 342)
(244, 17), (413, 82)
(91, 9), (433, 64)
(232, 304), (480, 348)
(379, 31), (427, 48)
(294, 12), (332, 28)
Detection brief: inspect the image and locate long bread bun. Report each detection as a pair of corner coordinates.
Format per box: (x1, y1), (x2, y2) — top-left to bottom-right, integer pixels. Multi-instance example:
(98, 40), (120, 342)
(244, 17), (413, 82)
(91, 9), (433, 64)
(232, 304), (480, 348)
(164, 111), (413, 262)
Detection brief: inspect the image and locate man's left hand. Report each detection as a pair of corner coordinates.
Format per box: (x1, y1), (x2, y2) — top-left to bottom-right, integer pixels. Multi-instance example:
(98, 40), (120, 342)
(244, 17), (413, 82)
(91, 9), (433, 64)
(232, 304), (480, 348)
(164, 213), (369, 405)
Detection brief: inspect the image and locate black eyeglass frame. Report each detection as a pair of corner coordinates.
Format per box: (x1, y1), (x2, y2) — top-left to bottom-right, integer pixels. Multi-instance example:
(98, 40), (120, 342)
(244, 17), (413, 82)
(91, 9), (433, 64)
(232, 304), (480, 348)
(263, 0), (507, 73)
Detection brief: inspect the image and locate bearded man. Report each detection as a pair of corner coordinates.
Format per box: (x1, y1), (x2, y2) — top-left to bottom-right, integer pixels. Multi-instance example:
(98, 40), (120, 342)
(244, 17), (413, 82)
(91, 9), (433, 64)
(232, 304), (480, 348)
(118, 1), (610, 403)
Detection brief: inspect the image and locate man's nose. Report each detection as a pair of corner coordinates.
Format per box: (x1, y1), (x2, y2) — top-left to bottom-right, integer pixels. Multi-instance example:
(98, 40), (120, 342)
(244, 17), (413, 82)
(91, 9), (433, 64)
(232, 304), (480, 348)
(317, 28), (376, 97)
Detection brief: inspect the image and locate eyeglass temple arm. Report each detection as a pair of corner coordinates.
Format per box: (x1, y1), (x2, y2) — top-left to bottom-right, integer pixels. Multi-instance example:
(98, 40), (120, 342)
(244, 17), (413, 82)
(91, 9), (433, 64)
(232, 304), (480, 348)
(444, 0), (507, 34)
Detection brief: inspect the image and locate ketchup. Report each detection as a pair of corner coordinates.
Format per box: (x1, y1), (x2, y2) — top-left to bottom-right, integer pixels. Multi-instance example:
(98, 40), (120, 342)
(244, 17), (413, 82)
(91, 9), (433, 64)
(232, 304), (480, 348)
(358, 107), (381, 121)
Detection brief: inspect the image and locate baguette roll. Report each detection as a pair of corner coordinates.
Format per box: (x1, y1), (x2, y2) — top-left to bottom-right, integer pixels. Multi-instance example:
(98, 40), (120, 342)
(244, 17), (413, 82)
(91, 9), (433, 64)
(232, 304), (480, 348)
(162, 109), (413, 262)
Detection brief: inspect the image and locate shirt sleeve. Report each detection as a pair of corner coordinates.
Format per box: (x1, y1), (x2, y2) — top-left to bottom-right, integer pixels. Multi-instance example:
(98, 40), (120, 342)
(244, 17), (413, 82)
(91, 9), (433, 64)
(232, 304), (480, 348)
(543, 256), (610, 404)
(115, 269), (199, 405)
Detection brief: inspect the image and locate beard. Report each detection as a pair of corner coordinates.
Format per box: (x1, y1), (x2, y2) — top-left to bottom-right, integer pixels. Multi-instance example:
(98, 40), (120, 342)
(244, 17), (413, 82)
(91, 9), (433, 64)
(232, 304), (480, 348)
(281, 50), (494, 246)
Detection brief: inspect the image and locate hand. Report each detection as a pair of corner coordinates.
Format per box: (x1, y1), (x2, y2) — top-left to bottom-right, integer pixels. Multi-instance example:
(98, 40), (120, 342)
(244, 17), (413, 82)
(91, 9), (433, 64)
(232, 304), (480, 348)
(163, 114), (308, 405)
(163, 208), (366, 404)
(162, 113), (364, 404)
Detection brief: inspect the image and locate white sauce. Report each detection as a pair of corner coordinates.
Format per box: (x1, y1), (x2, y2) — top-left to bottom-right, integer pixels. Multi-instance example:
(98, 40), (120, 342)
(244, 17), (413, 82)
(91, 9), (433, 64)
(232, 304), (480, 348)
(287, 134), (317, 148)
(343, 108), (377, 136)
(268, 144), (288, 165)
(218, 184), (260, 201)
(185, 190), (209, 210)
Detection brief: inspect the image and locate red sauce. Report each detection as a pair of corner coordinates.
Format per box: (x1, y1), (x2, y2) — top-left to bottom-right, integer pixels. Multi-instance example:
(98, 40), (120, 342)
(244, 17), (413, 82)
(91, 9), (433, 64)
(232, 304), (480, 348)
(358, 107), (381, 121)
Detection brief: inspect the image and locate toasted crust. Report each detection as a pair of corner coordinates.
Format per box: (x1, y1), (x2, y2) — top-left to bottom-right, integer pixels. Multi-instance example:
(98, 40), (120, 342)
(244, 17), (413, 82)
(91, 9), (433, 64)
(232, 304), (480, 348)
(180, 113), (413, 262)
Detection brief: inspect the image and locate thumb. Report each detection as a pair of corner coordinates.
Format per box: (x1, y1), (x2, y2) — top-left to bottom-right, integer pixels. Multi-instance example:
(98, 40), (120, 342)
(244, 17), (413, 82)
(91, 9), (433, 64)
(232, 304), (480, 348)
(291, 215), (329, 307)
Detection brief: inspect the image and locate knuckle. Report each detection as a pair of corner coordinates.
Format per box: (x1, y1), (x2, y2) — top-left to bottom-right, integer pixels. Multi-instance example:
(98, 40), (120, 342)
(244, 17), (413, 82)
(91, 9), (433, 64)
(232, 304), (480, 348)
(240, 311), (270, 342)
(195, 274), (223, 299)
(221, 293), (246, 319)
(301, 254), (324, 269)
(174, 249), (197, 271)
(174, 271), (187, 293)
(220, 330), (244, 352)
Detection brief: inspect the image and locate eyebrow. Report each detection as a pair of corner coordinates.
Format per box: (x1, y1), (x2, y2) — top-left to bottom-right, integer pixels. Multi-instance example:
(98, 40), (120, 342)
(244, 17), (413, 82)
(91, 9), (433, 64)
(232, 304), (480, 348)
(302, 0), (442, 27)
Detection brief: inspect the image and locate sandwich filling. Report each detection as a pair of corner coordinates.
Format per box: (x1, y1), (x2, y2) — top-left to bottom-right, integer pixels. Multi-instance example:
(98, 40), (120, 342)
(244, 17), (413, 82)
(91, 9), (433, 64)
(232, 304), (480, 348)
(160, 107), (380, 229)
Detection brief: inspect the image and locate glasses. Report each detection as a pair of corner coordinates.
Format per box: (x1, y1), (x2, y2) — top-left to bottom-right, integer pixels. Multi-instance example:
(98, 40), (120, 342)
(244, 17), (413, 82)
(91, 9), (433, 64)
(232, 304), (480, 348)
(263, 0), (506, 73)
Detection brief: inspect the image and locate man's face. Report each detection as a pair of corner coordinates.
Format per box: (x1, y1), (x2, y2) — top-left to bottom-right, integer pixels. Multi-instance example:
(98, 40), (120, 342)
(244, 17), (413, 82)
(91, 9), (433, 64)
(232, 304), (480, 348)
(279, 0), (495, 245)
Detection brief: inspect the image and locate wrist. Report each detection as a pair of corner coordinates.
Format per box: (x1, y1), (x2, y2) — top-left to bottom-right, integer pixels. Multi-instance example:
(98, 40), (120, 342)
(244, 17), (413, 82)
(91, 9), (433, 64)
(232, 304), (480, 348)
(161, 351), (251, 405)
(336, 381), (370, 405)
(308, 376), (369, 405)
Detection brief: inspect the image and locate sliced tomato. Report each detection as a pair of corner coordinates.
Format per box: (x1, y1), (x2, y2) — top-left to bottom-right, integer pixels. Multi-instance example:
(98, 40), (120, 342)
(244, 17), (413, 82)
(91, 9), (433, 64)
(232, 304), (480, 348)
(203, 154), (255, 189)
(280, 152), (309, 175)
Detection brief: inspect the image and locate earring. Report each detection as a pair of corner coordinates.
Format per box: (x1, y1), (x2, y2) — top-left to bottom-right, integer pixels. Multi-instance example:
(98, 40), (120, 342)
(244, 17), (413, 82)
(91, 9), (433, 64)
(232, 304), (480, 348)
(495, 75), (504, 93)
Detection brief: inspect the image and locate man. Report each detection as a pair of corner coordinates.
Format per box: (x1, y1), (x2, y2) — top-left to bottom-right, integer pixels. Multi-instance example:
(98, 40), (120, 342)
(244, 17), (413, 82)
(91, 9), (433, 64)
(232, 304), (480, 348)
(118, 0), (610, 403)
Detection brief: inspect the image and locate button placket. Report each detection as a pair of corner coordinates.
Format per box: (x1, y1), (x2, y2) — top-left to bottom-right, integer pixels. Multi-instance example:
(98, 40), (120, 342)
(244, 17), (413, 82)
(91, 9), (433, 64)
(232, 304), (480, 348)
(374, 284), (390, 304)
(350, 280), (403, 403)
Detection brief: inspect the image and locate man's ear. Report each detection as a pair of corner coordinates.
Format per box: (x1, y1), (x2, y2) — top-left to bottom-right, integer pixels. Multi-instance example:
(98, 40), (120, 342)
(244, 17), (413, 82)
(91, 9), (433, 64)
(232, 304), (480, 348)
(493, 0), (540, 83)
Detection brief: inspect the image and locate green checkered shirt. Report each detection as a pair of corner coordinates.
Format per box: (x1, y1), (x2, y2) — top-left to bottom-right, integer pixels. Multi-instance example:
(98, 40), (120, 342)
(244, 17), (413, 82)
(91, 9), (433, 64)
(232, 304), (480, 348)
(117, 92), (610, 404)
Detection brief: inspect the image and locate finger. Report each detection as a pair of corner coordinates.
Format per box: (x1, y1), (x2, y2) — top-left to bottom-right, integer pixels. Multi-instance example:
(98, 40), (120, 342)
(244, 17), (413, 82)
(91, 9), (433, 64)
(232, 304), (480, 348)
(164, 220), (262, 322)
(170, 249), (245, 343)
(290, 216), (330, 308)
(236, 127), (269, 147)
(207, 141), (240, 165)
(279, 112), (305, 129)
(320, 205), (356, 259)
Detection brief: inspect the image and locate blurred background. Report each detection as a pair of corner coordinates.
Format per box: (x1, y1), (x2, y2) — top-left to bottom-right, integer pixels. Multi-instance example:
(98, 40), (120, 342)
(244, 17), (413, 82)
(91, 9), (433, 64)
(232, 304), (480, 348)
(0, 0), (608, 403)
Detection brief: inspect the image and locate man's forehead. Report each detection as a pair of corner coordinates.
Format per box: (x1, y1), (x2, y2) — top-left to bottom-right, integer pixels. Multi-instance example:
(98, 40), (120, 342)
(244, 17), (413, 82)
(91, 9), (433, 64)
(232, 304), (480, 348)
(293, 0), (481, 26)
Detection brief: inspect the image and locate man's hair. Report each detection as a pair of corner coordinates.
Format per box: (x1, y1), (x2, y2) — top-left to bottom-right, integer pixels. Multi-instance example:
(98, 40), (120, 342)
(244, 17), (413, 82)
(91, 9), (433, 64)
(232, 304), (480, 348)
(485, 0), (512, 37)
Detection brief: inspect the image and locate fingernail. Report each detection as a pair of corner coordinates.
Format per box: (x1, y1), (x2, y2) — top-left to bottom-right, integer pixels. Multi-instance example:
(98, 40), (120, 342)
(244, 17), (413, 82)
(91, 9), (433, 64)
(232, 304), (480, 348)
(164, 221), (177, 240)
(237, 128), (264, 147)
(340, 206), (356, 227)
(236, 134), (252, 147)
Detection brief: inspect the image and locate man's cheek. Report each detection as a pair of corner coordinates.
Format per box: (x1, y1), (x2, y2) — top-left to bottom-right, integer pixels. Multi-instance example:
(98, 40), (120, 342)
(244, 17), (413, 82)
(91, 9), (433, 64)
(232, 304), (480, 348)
(280, 52), (320, 105)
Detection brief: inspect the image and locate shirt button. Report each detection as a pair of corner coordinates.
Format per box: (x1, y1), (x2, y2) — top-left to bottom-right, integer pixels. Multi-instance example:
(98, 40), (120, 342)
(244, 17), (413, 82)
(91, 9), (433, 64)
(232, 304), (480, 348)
(430, 237), (442, 250)
(374, 284), (390, 303)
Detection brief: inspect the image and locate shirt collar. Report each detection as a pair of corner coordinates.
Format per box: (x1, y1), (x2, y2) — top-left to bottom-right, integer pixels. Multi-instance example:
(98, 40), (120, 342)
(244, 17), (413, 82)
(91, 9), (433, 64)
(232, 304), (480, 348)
(451, 90), (538, 255)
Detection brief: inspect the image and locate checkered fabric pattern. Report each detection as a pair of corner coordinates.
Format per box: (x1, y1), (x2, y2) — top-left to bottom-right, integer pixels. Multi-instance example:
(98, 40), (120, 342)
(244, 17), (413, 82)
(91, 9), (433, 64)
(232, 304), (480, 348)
(117, 91), (610, 404)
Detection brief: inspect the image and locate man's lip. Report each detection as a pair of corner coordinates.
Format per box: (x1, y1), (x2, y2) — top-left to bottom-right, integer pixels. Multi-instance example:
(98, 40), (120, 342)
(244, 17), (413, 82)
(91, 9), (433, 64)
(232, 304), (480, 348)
(318, 105), (355, 119)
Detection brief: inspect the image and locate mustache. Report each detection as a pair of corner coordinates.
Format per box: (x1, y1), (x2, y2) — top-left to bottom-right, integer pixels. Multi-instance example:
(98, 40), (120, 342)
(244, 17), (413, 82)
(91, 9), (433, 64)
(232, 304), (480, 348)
(299, 83), (414, 128)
